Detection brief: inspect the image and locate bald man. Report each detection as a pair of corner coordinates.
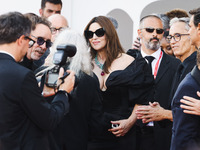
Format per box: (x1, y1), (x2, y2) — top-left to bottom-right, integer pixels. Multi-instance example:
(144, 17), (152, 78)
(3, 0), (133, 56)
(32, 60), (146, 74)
(48, 14), (69, 42)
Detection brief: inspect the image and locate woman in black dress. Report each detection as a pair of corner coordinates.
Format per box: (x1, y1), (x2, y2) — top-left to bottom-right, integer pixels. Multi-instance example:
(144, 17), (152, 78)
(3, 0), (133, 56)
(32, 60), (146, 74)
(84, 16), (154, 150)
(40, 29), (118, 150)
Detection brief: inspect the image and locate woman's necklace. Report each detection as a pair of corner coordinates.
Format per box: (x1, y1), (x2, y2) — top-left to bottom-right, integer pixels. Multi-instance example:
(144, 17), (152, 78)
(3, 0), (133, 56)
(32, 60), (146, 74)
(95, 55), (105, 76)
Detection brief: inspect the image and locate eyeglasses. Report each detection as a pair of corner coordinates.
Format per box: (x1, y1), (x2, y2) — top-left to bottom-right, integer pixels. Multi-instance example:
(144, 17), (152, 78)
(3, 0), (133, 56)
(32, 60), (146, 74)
(24, 36), (35, 48)
(84, 28), (105, 39)
(166, 33), (189, 42)
(50, 27), (66, 34)
(31, 35), (52, 48)
(142, 28), (164, 34)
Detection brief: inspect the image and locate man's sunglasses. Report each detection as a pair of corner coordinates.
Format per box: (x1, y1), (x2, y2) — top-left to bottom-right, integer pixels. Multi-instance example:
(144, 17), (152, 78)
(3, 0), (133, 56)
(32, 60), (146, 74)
(28, 35), (52, 48)
(142, 28), (164, 34)
(84, 28), (105, 39)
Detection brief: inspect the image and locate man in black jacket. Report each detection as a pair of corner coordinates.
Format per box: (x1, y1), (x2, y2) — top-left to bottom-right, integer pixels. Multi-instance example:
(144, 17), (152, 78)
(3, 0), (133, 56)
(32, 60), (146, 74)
(19, 13), (52, 72)
(128, 14), (180, 150)
(0, 11), (75, 150)
(167, 17), (197, 101)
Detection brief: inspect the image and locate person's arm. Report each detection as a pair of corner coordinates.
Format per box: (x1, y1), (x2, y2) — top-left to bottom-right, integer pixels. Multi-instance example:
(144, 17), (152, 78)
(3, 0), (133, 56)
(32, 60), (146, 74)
(132, 36), (141, 50)
(136, 102), (173, 123)
(21, 68), (74, 130)
(180, 91), (200, 116)
(108, 104), (138, 137)
(171, 84), (200, 150)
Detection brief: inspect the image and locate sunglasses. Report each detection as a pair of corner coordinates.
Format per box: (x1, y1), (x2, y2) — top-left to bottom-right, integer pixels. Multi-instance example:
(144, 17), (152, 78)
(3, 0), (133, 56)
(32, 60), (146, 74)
(142, 28), (164, 34)
(30, 35), (52, 48)
(84, 28), (105, 39)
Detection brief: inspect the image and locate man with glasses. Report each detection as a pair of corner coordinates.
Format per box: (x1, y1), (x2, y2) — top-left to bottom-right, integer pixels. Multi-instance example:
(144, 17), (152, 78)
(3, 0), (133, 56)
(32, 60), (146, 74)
(131, 14), (180, 150)
(20, 13), (52, 72)
(0, 11), (75, 150)
(48, 14), (68, 43)
(34, 14), (69, 69)
(170, 8), (200, 150)
(167, 17), (197, 103)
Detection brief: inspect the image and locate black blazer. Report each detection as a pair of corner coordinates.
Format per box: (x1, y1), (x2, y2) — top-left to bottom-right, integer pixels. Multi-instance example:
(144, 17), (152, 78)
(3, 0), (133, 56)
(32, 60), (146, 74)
(127, 49), (180, 150)
(170, 51), (197, 100)
(171, 66), (200, 150)
(153, 51), (180, 150)
(0, 53), (70, 150)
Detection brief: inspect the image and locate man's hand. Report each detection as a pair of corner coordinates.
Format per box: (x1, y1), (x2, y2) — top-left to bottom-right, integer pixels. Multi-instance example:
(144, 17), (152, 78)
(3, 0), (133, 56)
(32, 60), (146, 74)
(136, 102), (172, 123)
(180, 91), (200, 116)
(132, 36), (141, 50)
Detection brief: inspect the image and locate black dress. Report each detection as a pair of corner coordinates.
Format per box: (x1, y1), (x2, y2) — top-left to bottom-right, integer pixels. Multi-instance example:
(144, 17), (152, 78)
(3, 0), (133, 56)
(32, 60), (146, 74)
(88, 57), (154, 150)
(44, 71), (119, 150)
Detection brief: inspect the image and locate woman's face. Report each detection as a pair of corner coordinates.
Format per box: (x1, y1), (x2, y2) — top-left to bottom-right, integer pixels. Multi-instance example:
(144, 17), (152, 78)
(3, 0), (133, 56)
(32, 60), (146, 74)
(88, 22), (107, 51)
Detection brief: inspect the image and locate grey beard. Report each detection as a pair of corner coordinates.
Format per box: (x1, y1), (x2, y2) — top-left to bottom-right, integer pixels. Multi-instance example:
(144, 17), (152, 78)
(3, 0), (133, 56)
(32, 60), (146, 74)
(145, 41), (160, 51)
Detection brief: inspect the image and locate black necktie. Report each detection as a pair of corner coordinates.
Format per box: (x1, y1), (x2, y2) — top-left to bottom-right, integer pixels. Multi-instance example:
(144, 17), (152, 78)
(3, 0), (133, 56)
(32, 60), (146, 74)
(145, 56), (155, 73)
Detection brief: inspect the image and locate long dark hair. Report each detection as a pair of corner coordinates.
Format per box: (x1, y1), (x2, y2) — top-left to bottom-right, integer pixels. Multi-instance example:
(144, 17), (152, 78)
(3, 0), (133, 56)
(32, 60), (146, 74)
(84, 16), (124, 74)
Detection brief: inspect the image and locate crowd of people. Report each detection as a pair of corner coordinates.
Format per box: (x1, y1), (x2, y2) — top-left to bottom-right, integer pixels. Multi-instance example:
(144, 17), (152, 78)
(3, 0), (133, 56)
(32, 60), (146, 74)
(1, 0), (200, 150)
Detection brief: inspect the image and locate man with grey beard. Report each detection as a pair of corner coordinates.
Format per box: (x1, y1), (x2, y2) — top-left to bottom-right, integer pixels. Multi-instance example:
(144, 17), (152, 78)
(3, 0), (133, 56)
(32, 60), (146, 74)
(20, 13), (52, 72)
(128, 14), (180, 150)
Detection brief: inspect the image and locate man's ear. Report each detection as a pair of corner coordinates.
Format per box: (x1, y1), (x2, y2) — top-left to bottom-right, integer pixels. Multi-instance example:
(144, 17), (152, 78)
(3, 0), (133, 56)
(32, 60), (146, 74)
(197, 23), (200, 34)
(39, 9), (43, 16)
(17, 35), (25, 46)
(137, 29), (142, 39)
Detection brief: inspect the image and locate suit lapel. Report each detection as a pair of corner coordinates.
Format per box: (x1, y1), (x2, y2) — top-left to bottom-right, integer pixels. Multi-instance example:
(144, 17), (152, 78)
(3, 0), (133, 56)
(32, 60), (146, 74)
(155, 52), (169, 83)
(191, 66), (200, 86)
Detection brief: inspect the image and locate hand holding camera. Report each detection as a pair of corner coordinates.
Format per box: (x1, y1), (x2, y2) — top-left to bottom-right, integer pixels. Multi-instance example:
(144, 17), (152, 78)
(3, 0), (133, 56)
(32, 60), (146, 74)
(42, 44), (77, 97)
(57, 68), (75, 93)
(45, 44), (77, 88)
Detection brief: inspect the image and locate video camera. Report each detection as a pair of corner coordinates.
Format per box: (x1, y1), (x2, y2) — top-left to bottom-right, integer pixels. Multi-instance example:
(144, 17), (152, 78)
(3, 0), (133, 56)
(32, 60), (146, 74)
(44, 44), (77, 88)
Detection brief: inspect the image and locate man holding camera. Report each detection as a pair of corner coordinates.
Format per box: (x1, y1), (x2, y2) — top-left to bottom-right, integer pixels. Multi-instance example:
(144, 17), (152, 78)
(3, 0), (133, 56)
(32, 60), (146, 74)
(0, 12), (75, 150)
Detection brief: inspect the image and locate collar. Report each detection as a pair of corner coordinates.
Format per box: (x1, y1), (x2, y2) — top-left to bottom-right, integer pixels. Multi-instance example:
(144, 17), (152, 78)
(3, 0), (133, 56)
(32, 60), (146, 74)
(0, 50), (15, 60)
(141, 48), (161, 61)
(182, 51), (197, 67)
(191, 65), (200, 86)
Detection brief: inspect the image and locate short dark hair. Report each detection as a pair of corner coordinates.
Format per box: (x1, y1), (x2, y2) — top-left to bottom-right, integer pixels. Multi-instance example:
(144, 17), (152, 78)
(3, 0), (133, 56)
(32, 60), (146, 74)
(41, 0), (62, 9)
(140, 14), (162, 29)
(24, 13), (51, 31)
(0, 12), (31, 45)
(189, 7), (200, 15)
(166, 9), (189, 20)
(189, 7), (200, 27)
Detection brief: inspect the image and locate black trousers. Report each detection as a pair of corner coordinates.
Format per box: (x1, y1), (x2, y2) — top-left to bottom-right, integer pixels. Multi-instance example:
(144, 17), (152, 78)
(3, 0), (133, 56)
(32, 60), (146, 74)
(136, 126), (156, 150)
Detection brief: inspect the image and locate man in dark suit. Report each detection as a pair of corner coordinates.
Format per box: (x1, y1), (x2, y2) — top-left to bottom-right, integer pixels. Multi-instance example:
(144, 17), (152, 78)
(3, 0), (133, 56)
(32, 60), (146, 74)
(128, 14), (180, 150)
(167, 17), (197, 101)
(171, 53), (200, 150)
(0, 12), (75, 150)
(171, 7), (200, 150)
(180, 8), (200, 115)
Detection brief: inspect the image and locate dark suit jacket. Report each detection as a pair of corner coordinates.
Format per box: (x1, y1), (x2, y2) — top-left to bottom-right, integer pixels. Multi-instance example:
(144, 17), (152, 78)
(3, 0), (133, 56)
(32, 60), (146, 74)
(0, 53), (70, 150)
(127, 49), (181, 150)
(170, 51), (197, 100)
(171, 66), (200, 150)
